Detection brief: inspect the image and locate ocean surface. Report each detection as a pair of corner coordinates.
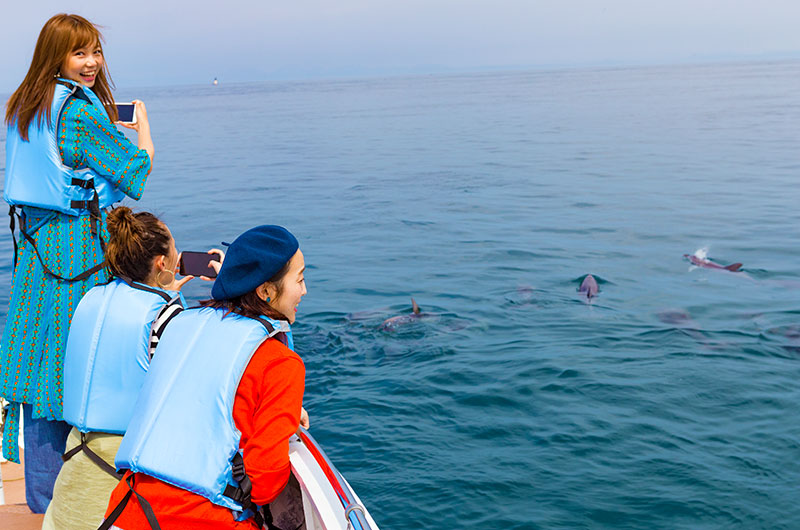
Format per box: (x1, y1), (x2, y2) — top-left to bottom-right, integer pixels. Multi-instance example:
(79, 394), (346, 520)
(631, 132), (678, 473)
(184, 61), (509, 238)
(2, 60), (800, 528)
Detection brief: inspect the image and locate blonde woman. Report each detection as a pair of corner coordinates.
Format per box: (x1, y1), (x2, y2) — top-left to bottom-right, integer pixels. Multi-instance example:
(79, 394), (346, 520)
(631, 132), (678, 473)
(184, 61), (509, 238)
(1, 13), (153, 511)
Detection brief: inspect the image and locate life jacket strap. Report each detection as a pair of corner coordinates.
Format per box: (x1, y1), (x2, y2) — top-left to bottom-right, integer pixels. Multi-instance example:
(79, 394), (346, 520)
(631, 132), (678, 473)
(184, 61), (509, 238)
(251, 316), (275, 334)
(98, 473), (162, 530)
(69, 177), (105, 246)
(55, 79), (91, 104)
(61, 431), (123, 480)
(223, 452), (284, 530)
(8, 206), (19, 269)
(8, 205), (106, 283)
(250, 315), (293, 348)
(71, 177), (95, 190)
(117, 276), (173, 302)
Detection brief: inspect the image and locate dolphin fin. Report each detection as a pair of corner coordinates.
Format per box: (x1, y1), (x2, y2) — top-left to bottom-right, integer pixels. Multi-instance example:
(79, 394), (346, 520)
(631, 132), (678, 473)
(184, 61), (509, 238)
(725, 263), (743, 272)
(411, 298), (420, 314)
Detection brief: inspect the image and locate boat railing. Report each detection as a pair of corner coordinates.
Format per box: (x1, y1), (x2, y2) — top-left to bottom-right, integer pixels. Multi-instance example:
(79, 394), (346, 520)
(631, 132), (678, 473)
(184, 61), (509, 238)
(296, 427), (374, 530)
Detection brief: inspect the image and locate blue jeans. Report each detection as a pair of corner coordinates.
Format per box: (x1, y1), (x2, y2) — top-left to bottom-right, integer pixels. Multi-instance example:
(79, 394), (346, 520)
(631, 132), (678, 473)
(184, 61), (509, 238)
(22, 404), (71, 513)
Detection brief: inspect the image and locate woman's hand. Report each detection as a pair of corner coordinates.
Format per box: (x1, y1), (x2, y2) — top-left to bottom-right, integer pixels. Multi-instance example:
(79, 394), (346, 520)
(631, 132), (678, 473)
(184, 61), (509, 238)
(116, 100), (147, 132)
(172, 275), (194, 291)
(200, 248), (225, 281)
(297, 407), (310, 434)
(169, 252), (194, 291)
(117, 100), (154, 169)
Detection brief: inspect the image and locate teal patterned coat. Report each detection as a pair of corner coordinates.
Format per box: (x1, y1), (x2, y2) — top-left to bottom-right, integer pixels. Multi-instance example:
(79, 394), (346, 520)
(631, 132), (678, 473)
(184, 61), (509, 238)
(1, 94), (151, 462)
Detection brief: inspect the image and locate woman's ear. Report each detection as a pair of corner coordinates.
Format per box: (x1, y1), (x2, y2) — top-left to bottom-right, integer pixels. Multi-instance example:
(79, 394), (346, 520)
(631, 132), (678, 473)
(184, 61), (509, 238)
(155, 255), (167, 272)
(256, 283), (271, 303)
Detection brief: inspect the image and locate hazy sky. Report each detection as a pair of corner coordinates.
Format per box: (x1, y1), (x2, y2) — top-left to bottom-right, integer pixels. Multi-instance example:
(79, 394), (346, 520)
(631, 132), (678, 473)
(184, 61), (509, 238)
(2, 0), (800, 91)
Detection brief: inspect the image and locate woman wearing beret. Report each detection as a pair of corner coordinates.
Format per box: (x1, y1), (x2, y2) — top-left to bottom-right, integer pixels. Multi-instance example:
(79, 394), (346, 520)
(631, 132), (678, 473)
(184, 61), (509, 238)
(102, 225), (308, 530)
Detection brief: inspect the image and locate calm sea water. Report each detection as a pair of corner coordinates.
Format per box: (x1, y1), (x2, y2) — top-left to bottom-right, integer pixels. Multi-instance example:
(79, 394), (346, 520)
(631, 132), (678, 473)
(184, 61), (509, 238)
(2, 61), (800, 528)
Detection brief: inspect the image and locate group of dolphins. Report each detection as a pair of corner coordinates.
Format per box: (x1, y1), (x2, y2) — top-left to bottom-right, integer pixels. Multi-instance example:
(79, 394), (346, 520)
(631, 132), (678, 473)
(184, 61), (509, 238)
(576, 251), (743, 301)
(380, 251), (745, 330)
(576, 252), (743, 301)
(377, 251), (800, 354)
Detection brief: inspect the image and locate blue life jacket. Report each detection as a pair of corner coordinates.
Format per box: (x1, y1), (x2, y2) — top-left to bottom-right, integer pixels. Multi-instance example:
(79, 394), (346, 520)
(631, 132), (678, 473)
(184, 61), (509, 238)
(115, 307), (293, 516)
(63, 278), (183, 435)
(4, 79), (125, 216)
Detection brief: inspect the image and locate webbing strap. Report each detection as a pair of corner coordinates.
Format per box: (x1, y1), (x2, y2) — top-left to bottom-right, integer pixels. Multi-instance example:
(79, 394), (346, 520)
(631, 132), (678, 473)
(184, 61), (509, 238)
(251, 315), (295, 349)
(8, 206), (106, 283)
(69, 183), (104, 245)
(117, 276), (172, 302)
(55, 79), (91, 103)
(99, 457), (282, 530)
(97, 480), (133, 530)
(9, 206), (19, 268)
(98, 474), (162, 530)
(251, 316), (276, 334)
(62, 432), (123, 480)
(222, 452), (285, 530)
(71, 177), (95, 189)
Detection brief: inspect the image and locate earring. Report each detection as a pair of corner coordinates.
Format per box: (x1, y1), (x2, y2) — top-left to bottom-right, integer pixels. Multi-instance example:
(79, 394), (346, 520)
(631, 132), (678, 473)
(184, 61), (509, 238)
(156, 269), (174, 289)
(266, 297), (271, 303)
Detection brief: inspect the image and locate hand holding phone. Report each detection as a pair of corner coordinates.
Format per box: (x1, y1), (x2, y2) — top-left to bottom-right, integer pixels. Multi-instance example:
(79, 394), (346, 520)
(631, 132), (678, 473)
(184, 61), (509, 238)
(179, 250), (224, 278)
(115, 103), (137, 124)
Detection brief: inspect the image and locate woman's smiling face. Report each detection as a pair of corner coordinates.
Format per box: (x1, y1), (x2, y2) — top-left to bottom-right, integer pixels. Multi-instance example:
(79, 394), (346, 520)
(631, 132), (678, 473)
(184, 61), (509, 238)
(61, 42), (103, 87)
(268, 250), (307, 324)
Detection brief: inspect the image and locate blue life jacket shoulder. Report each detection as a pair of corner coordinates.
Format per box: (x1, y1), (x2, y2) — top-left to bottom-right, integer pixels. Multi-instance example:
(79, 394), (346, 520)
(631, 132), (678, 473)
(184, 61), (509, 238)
(4, 79), (125, 215)
(63, 278), (183, 434)
(115, 307), (292, 514)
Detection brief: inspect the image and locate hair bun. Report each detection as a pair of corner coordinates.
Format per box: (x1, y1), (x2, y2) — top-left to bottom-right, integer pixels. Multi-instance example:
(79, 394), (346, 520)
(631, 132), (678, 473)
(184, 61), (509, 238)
(105, 207), (171, 283)
(106, 206), (142, 240)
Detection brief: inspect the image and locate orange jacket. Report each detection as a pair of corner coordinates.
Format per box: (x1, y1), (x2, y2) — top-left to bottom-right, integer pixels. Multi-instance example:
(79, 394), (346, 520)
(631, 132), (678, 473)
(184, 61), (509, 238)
(105, 337), (305, 529)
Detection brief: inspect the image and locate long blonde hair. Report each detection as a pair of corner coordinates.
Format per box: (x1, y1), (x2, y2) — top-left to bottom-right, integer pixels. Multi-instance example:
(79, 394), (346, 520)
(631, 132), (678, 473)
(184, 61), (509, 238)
(5, 13), (117, 140)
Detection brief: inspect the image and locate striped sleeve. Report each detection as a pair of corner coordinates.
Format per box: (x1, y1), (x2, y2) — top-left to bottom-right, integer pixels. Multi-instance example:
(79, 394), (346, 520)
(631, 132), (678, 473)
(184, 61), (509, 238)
(148, 297), (184, 359)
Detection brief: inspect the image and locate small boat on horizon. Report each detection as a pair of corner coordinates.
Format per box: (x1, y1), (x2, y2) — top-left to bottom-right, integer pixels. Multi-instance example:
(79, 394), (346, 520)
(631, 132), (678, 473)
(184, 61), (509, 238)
(213, 77), (219, 86)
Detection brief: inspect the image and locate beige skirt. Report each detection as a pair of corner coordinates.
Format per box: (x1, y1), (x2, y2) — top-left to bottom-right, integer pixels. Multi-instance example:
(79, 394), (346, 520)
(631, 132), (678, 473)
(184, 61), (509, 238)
(42, 427), (123, 530)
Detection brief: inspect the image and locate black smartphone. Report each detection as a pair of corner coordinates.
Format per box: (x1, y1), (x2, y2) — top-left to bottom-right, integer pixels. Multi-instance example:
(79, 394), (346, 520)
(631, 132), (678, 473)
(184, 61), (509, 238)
(179, 251), (218, 278)
(115, 103), (137, 124)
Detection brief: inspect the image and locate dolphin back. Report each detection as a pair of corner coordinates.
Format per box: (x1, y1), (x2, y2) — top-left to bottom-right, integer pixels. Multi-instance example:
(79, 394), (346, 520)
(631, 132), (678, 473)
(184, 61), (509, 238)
(579, 274), (599, 298)
(382, 297), (422, 331)
(411, 298), (420, 314)
(685, 253), (743, 272)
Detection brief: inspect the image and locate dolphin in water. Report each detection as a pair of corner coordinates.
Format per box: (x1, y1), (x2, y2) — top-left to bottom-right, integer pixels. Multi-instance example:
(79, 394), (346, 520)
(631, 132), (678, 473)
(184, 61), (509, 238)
(506, 285), (537, 306)
(578, 274), (599, 300)
(684, 254), (742, 272)
(657, 309), (708, 345)
(657, 309), (695, 326)
(381, 298), (423, 330)
(657, 308), (730, 350)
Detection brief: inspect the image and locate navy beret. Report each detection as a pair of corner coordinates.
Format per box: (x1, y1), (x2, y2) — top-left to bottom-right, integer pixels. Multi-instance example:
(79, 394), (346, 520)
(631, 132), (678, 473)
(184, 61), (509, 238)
(211, 225), (299, 300)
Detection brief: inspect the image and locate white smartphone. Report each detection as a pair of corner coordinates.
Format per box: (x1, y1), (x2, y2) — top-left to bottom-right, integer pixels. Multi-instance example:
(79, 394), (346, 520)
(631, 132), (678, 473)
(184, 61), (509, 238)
(115, 103), (137, 125)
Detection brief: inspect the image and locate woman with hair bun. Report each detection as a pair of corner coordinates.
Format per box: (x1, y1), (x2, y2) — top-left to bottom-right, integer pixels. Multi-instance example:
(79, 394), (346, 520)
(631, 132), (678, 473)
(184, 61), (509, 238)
(103, 225), (308, 530)
(1, 13), (155, 512)
(42, 206), (223, 530)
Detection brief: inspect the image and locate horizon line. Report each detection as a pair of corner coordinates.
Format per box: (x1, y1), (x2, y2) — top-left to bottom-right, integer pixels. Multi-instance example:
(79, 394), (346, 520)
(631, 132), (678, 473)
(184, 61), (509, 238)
(2, 53), (799, 96)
